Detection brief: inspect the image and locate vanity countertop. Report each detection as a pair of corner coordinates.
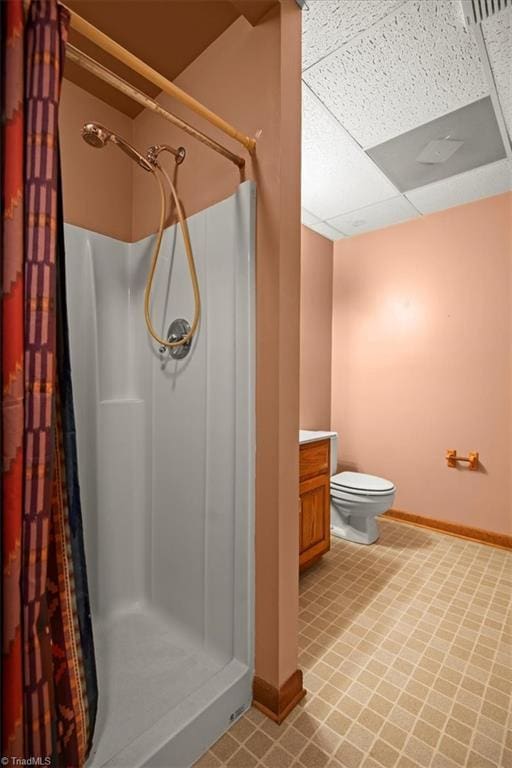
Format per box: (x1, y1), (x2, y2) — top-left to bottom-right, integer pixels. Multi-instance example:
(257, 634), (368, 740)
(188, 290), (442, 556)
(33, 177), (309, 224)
(299, 430), (337, 445)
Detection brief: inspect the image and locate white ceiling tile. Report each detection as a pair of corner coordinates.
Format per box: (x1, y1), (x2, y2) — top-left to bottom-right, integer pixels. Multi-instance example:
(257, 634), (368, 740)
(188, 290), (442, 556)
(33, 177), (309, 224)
(306, 221), (346, 241)
(328, 196), (419, 236)
(302, 0), (405, 70)
(303, 0), (489, 148)
(302, 85), (398, 220)
(301, 207), (322, 227)
(483, 9), (512, 140)
(405, 159), (512, 214)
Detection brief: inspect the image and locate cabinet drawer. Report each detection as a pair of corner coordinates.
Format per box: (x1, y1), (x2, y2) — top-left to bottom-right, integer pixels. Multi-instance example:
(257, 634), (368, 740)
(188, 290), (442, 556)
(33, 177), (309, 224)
(300, 439), (330, 481)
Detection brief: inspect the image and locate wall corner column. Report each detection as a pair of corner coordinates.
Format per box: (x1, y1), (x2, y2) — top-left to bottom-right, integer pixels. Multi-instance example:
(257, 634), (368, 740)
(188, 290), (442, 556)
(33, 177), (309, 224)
(253, 0), (304, 723)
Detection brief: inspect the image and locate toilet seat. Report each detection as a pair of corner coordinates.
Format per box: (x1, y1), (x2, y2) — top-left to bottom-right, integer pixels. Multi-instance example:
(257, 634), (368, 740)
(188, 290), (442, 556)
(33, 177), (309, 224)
(331, 471), (395, 496)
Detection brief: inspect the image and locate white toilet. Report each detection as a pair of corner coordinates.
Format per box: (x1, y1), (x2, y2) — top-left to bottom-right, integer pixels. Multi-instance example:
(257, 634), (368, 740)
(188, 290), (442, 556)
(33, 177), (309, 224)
(330, 471), (396, 545)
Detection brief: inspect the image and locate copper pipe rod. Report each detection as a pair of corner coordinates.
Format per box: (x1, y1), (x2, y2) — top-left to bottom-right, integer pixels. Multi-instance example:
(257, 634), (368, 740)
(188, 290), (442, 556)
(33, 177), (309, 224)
(61, 2), (256, 154)
(66, 45), (245, 169)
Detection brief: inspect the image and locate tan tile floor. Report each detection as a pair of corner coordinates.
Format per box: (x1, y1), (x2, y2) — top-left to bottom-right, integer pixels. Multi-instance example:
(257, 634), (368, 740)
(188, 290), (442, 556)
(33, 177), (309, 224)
(195, 519), (511, 768)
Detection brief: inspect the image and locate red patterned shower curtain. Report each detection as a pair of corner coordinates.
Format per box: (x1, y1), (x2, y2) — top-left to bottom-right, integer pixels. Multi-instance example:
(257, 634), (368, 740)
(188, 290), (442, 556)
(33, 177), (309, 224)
(2, 2), (97, 765)
(2, 0), (25, 758)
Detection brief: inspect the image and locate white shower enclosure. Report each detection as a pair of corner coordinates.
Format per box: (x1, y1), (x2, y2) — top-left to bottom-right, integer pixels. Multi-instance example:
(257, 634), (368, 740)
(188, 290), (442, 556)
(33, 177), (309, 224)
(64, 182), (255, 767)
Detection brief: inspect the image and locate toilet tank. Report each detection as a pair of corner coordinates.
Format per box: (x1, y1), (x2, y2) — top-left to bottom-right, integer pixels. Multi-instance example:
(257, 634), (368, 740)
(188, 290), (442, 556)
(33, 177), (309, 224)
(329, 434), (338, 476)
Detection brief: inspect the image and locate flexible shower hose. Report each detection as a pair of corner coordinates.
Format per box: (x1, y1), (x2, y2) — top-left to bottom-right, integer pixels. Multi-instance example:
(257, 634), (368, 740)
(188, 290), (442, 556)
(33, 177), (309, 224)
(144, 163), (201, 349)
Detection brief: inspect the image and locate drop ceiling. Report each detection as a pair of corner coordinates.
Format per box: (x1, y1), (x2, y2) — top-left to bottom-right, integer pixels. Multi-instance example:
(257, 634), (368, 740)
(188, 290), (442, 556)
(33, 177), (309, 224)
(302, 0), (512, 241)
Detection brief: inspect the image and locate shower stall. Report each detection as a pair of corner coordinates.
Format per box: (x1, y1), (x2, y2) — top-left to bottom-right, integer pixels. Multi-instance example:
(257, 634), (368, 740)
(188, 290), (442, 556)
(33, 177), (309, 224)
(64, 181), (256, 767)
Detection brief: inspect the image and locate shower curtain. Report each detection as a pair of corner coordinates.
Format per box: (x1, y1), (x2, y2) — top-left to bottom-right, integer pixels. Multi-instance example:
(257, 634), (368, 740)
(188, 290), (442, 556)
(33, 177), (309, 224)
(2, 0), (25, 759)
(1, 1), (97, 764)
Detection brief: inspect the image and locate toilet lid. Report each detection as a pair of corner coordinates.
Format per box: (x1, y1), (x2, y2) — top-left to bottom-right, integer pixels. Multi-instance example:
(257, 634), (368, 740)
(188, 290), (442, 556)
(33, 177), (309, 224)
(331, 471), (395, 494)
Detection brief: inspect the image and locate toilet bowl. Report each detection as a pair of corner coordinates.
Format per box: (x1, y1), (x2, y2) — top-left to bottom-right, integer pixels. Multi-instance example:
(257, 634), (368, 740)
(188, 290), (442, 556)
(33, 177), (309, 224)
(330, 471), (396, 545)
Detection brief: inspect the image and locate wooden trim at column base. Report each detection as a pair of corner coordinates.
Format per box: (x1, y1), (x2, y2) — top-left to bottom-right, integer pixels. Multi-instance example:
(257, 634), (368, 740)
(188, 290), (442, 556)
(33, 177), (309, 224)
(252, 669), (306, 724)
(383, 509), (512, 550)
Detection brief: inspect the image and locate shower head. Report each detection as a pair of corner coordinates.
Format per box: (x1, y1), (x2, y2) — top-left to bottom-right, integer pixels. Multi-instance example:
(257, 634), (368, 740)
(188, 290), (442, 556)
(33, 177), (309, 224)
(81, 122), (153, 172)
(81, 121), (110, 148)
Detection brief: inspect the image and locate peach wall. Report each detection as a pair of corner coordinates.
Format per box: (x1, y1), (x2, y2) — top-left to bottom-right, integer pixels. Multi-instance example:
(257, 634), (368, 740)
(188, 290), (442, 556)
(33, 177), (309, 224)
(332, 193), (512, 535)
(60, 79), (133, 242)
(300, 225), (333, 430)
(59, 2), (302, 690)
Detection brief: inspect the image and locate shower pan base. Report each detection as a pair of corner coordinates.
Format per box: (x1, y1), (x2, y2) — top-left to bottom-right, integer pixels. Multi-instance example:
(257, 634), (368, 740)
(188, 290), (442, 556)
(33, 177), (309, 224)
(89, 604), (251, 768)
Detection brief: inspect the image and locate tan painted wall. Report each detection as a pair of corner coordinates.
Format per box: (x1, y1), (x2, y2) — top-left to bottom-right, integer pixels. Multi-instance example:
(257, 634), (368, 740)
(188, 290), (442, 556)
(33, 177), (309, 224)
(60, 79), (133, 242)
(332, 193), (512, 535)
(300, 226), (333, 430)
(59, 2), (302, 690)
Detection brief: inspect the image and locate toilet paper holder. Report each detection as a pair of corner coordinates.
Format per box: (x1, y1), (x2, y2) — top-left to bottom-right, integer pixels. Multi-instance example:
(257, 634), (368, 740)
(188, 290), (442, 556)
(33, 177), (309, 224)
(446, 449), (479, 470)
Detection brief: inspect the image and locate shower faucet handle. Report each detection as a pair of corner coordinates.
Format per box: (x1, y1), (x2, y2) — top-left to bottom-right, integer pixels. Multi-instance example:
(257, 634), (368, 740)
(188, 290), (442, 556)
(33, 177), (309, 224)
(158, 318), (192, 360)
(159, 333), (181, 353)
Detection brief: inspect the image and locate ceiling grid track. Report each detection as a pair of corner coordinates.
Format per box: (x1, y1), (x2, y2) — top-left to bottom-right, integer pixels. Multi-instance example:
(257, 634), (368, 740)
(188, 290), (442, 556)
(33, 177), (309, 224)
(470, 24), (512, 161)
(301, 0), (410, 74)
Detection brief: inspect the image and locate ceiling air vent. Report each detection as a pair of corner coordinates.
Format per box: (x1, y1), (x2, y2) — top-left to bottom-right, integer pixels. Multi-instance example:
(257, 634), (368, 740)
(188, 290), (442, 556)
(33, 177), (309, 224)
(461, 0), (511, 26)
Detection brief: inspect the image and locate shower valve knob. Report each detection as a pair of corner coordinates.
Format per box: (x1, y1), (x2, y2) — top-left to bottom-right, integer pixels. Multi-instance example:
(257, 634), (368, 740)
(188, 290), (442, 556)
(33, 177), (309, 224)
(159, 318), (192, 360)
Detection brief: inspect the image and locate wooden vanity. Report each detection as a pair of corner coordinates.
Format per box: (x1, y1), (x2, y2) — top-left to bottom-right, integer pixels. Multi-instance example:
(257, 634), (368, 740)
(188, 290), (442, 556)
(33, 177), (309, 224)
(299, 434), (334, 571)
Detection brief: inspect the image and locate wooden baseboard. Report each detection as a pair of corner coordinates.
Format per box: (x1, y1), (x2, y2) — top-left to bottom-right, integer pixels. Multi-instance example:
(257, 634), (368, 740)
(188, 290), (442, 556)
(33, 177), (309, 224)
(383, 509), (512, 550)
(252, 669), (306, 724)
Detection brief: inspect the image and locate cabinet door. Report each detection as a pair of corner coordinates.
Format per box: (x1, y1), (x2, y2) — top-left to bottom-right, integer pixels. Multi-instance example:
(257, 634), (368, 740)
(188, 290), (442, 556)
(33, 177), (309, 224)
(299, 473), (330, 570)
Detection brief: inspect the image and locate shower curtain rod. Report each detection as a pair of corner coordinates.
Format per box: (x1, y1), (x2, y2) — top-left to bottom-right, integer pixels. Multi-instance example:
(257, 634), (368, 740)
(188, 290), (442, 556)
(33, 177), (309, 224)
(60, 2), (257, 155)
(66, 44), (246, 168)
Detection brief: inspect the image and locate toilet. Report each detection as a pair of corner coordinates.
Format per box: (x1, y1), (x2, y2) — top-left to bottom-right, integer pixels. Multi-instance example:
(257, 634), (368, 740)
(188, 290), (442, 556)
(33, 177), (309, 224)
(330, 471), (396, 545)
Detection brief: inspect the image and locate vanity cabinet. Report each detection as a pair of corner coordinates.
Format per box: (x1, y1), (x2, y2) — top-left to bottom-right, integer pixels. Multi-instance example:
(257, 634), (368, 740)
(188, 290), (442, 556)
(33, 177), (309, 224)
(299, 439), (331, 571)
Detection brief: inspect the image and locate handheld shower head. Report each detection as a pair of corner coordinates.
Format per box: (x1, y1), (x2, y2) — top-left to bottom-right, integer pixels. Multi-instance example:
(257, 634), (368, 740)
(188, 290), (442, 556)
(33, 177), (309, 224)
(81, 122), (112, 148)
(81, 122), (153, 172)
(81, 122), (199, 353)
